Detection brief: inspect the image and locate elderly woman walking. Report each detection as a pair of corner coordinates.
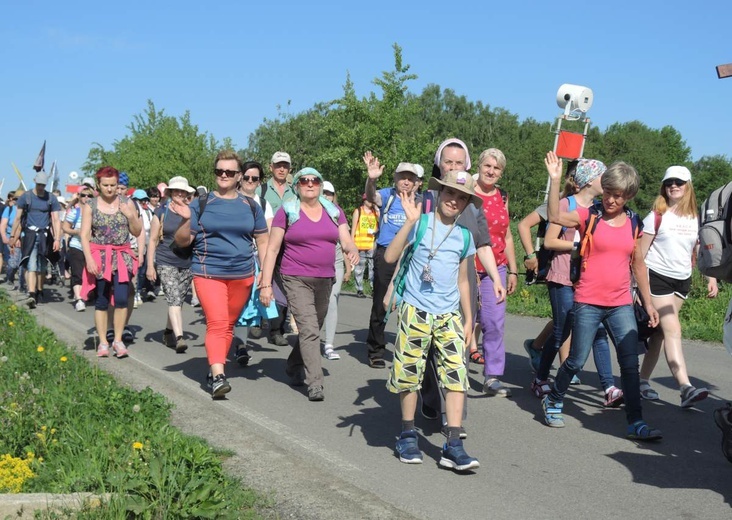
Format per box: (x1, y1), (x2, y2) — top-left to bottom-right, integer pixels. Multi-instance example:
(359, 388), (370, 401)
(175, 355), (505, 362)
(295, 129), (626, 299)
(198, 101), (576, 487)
(260, 168), (359, 402)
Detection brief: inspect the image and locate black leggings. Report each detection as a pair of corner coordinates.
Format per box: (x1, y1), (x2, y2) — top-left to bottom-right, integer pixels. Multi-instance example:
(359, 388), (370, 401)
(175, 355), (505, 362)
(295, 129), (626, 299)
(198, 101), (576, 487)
(94, 272), (131, 310)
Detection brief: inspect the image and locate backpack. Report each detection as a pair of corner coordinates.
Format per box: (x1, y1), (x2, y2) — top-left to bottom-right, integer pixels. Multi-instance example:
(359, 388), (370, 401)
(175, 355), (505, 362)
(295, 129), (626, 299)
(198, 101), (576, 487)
(534, 196), (576, 283)
(384, 213), (471, 322)
(698, 181), (732, 282)
(571, 201), (642, 283)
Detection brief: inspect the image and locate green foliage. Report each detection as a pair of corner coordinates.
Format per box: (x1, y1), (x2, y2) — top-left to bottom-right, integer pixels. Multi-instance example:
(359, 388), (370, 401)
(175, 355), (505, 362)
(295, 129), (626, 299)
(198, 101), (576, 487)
(82, 100), (225, 192)
(0, 294), (265, 519)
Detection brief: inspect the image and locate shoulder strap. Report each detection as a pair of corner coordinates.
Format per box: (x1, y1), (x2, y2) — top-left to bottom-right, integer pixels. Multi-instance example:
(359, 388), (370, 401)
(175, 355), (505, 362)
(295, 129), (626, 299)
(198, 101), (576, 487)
(260, 182), (268, 200)
(198, 192), (209, 222)
(654, 210), (662, 234)
(380, 189), (396, 227)
(413, 213), (430, 248)
(460, 227), (470, 259)
(499, 188), (508, 206)
(567, 195), (577, 212)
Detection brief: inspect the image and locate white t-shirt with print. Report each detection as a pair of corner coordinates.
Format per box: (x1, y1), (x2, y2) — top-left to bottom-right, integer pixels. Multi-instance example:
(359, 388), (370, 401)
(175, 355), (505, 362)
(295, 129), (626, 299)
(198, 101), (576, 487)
(642, 210), (697, 279)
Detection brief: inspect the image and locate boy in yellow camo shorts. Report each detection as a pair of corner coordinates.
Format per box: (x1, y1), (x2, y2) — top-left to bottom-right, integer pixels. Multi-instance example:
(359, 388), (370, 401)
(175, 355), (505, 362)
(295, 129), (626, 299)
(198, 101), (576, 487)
(384, 170), (481, 472)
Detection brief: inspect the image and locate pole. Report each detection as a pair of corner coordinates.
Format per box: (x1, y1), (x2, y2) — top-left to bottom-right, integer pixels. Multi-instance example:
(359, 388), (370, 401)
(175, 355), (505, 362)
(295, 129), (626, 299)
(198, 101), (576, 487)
(11, 163), (27, 191)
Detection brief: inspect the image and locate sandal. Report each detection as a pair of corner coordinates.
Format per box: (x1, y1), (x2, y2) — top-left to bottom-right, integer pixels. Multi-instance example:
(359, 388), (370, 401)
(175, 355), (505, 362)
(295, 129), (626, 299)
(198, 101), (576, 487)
(369, 358), (386, 369)
(639, 381), (659, 400)
(469, 350), (485, 365)
(627, 420), (662, 441)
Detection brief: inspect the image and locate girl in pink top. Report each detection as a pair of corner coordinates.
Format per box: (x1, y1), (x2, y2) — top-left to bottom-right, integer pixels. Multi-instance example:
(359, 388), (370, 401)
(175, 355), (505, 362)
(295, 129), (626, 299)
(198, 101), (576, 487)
(543, 151), (662, 441)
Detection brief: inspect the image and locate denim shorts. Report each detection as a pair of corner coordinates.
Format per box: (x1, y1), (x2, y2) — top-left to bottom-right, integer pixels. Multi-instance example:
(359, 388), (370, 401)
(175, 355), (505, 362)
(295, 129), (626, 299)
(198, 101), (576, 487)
(26, 236), (48, 273)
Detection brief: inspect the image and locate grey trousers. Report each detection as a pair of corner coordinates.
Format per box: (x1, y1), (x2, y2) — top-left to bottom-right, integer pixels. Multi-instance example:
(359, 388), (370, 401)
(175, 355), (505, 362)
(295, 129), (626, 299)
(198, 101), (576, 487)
(324, 264), (345, 347)
(282, 274), (334, 388)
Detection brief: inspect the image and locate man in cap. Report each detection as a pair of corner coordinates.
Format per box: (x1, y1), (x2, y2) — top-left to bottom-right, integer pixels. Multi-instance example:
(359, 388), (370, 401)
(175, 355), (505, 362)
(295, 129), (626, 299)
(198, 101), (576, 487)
(9, 171), (62, 307)
(254, 151), (297, 346)
(363, 152), (423, 368)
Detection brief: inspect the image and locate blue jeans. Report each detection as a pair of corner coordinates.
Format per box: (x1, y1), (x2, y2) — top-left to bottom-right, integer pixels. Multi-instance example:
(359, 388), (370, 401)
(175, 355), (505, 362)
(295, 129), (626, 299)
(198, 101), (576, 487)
(538, 283), (615, 390)
(549, 302), (643, 424)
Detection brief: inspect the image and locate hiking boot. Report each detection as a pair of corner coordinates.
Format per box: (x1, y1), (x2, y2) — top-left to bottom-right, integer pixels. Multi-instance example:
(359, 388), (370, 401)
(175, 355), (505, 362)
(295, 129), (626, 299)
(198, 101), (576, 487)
(235, 346), (250, 366)
(681, 385), (708, 408)
(74, 299), (86, 312)
(542, 395), (565, 428)
(395, 430), (423, 464)
(163, 329), (176, 349)
(269, 333), (288, 347)
(174, 336), (188, 354)
(308, 385), (325, 402)
(439, 439), (479, 472)
(208, 374), (231, 399)
(484, 378), (512, 397)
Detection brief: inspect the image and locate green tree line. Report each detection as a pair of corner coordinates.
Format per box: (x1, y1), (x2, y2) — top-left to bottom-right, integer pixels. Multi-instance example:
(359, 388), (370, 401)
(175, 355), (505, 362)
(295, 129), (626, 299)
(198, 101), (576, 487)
(84, 44), (732, 220)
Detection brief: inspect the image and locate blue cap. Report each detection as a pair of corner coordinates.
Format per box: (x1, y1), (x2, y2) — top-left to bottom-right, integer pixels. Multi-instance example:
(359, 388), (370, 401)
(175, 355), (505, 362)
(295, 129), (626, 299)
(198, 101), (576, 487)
(132, 189), (148, 200)
(118, 171), (129, 187)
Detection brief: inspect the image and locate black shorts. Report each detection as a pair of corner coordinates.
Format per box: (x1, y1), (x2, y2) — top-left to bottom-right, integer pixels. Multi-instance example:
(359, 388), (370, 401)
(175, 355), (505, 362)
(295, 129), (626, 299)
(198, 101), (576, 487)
(649, 269), (691, 299)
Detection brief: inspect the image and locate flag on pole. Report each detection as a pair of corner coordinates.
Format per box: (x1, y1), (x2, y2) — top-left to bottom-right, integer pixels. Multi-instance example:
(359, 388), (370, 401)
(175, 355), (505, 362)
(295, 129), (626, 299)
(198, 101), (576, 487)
(49, 160), (60, 192)
(33, 141), (46, 172)
(11, 163), (28, 191)
(0, 179), (5, 198)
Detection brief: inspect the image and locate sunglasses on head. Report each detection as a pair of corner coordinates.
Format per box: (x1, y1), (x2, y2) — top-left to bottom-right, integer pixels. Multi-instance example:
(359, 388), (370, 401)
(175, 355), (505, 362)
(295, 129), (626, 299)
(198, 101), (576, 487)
(298, 176), (321, 186)
(663, 178), (687, 187)
(214, 169), (240, 178)
(242, 175), (260, 183)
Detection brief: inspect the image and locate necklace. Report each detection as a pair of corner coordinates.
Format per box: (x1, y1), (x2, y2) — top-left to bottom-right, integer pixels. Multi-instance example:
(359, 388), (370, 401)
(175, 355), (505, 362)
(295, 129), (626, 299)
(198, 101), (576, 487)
(420, 215), (457, 284)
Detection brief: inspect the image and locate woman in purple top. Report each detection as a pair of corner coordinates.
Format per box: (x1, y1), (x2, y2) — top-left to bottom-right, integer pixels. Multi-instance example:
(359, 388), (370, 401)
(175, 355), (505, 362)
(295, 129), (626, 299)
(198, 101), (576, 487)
(260, 167), (359, 402)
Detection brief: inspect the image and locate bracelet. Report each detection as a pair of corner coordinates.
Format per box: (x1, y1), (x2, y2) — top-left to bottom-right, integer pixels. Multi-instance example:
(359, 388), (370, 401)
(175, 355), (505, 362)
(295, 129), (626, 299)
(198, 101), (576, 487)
(260, 285), (272, 289)
(524, 252), (536, 260)
(507, 271), (518, 276)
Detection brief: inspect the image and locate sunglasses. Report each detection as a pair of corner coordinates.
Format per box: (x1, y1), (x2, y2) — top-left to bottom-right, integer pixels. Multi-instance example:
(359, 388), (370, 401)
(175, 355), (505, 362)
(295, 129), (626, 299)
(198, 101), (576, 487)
(242, 175), (260, 183)
(663, 178), (687, 188)
(214, 169), (240, 178)
(79, 194), (92, 198)
(298, 177), (322, 186)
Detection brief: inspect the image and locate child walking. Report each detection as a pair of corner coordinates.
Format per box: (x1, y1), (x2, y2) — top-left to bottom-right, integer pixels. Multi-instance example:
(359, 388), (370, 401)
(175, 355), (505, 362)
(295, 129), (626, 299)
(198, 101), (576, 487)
(384, 170), (481, 472)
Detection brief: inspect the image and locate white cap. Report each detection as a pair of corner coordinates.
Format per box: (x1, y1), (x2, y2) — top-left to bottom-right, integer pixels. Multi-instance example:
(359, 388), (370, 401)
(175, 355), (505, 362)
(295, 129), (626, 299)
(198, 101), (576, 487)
(413, 164), (424, 178)
(81, 177), (95, 188)
(322, 181), (335, 193)
(57, 196), (67, 205)
(662, 165), (691, 183)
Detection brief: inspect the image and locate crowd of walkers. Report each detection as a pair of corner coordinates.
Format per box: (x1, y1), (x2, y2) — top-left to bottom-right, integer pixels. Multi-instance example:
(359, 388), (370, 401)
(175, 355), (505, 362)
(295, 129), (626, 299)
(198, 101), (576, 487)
(1, 141), (730, 471)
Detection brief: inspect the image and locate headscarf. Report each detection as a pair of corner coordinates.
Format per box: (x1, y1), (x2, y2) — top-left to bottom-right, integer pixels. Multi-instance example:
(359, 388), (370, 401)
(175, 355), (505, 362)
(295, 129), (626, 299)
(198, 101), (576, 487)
(282, 167), (340, 226)
(433, 138), (472, 176)
(572, 159), (606, 188)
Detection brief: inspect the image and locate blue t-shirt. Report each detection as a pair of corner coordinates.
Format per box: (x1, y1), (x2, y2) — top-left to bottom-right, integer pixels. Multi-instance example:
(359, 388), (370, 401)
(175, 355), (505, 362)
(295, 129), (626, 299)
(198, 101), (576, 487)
(376, 188), (423, 247)
(2, 206), (17, 239)
(16, 190), (60, 229)
(402, 213), (475, 315)
(189, 193), (268, 279)
(64, 207), (83, 250)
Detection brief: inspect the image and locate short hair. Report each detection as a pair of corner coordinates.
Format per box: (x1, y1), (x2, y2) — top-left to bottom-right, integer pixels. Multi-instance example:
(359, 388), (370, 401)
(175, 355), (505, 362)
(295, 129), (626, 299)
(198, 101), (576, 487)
(477, 148), (506, 170)
(241, 161), (264, 179)
(214, 150), (242, 172)
(95, 166), (119, 182)
(600, 161), (639, 199)
(146, 187), (161, 198)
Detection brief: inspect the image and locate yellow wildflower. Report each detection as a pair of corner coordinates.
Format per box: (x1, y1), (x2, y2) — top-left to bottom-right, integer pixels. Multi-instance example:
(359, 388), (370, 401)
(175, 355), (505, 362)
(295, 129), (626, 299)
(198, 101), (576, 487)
(132, 442), (144, 450)
(60, 356), (68, 362)
(37, 346), (44, 353)
(8, 322), (13, 327)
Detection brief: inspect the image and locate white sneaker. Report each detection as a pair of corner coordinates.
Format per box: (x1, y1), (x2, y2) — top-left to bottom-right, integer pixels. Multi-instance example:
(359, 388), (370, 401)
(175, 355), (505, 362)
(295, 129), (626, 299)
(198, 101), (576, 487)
(157, 287), (165, 297)
(322, 345), (340, 360)
(191, 297), (200, 308)
(74, 299), (86, 312)
(133, 293), (142, 308)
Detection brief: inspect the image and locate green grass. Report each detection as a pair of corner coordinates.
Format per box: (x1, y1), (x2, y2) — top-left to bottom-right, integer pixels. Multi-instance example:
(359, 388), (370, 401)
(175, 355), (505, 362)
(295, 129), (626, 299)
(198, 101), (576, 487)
(0, 293), (270, 519)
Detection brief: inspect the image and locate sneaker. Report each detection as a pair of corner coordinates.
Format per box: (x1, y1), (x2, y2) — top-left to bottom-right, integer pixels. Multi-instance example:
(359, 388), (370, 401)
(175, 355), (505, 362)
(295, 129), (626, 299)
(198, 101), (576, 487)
(570, 374), (582, 385)
(680, 385), (708, 409)
(322, 345), (341, 360)
(74, 299), (86, 312)
(26, 293), (36, 309)
(96, 343), (110, 358)
(523, 339), (541, 373)
(542, 395), (565, 428)
(144, 290), (156, 302)
(440, 424), (468, 440)
(249, 325), (262, 339)
(235, 346), (250, 366)
(106, 329), (114, 343)
(420, 402), (440, 421)
(627, 420), (662, 441)
(439, 439), (479, 472)
(531, 378), (552, 399)
(208, 374), (231, 399)
(190, 296), (200, 308)
(395, 430), (423, 464)
(174, 336), (188, 354)
(640, 381), (660, 400)
(133, 293), (142, 309)
(356, 290), (365, 298)
(122, 327), (134, 343)
(157, 287), (165, 297)
(163, 329), (175, 349)
(484, 378), (512, 397)
(269, 333), (288, 347)
(112, 341), (129, 359)
(308, 385), (325, 402)
(604, 386), (625, 408)
(286, 366), (305, 387)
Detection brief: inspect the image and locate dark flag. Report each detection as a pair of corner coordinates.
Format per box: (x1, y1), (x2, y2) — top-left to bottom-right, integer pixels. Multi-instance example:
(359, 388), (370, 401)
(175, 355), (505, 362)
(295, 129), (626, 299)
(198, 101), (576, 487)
(50, 161), (60, 192)
(33, 141), (46, 172)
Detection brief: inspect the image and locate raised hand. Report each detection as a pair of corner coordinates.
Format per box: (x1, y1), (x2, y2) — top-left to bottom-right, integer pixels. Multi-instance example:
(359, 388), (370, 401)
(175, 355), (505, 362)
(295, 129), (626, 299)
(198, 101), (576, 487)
(544, 151), (563, 181)
(119, 199), (138, 221)
(363, 151), (384, 180)
(169, 198), (192, 220)
(399, 191), (420, 223)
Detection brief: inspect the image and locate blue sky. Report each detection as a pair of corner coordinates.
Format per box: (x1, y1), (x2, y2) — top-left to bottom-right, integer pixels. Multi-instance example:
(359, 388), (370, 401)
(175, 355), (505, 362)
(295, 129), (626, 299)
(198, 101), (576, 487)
(1, 1), (730, 195)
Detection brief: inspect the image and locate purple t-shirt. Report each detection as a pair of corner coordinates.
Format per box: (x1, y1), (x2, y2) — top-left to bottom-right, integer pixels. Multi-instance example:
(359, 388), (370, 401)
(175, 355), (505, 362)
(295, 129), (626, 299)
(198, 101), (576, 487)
(273, 205), (346, 278)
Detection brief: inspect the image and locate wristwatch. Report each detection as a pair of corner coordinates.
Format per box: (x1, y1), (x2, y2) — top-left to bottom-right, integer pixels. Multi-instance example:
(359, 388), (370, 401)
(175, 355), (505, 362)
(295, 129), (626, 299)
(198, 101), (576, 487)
(524, 252), (536, 260)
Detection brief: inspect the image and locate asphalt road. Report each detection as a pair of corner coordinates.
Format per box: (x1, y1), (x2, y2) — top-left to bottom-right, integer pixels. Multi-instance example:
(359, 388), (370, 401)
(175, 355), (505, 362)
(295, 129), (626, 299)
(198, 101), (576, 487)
(17, 283), (732, 519)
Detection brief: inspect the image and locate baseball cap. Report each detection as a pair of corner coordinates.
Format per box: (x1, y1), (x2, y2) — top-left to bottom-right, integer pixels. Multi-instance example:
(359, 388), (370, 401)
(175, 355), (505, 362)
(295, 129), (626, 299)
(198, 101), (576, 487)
(322, 181), (335, 193)
(662, 165), (692, 183)
(271, 151), (291, 164)
(395, 162), (420, 178)
(81, 177), (95, 188)
(34, 172), (49, 185)
(132, 189), (149, 200)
